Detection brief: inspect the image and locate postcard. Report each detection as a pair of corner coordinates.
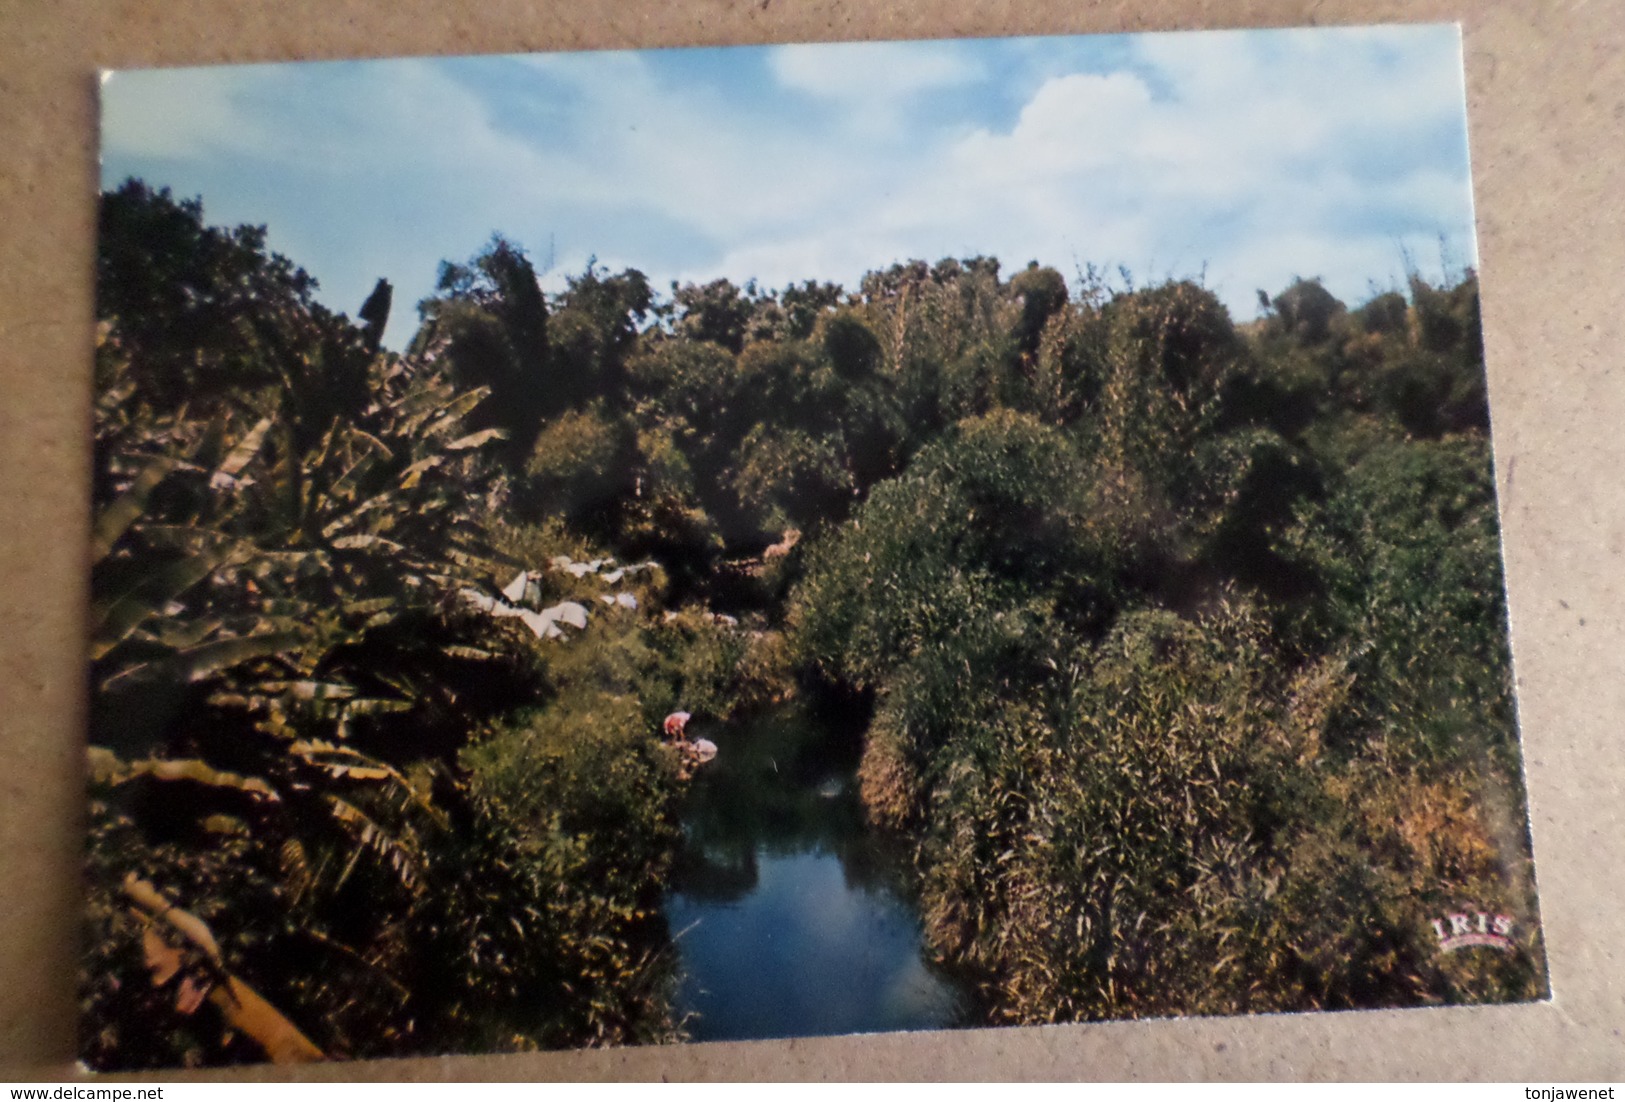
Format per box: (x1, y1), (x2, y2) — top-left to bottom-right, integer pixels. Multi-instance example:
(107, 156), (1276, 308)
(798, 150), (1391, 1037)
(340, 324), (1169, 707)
(86, 24), (1545, 1069)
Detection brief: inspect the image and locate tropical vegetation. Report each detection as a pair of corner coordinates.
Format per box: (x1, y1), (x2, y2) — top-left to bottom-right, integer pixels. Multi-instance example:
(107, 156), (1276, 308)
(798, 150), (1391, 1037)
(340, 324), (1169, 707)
(83, 179), (1543, 1068)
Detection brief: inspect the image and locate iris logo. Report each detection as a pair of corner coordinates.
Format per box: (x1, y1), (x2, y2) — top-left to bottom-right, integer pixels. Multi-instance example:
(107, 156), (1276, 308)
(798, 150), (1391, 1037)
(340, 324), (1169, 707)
(1430, 910), (1517, 953)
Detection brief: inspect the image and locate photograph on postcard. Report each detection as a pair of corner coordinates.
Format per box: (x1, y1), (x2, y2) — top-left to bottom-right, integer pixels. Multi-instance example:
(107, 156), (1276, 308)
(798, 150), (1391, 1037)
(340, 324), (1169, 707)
(84, 24), (1546, 1069)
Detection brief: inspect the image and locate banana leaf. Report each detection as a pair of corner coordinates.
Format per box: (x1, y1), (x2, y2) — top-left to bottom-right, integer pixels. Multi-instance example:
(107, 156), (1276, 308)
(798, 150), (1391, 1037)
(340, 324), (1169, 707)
(88, 746), (280, 802)
(99, 630), (305, 691)
(324, 795), (426, 893)
(121, 876), (323, 1064)
(401, 385), (488, 439)
(91, 455), (180, 562)
(293, 740), (445, 823)
(91, 549), (231, 659)
(329, 533), (409, 554)
(397, 456), (442, 490)
(443, 427), (507, 451)
(258, 679), (357, 702)
(214, 415), (275, 479)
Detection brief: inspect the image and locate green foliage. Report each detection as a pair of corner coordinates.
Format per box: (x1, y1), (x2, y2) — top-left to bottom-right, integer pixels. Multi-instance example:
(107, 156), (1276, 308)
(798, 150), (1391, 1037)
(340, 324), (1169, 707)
(1356, 290), (1409, 336)
(96, 180), (330, 415)
(789, 269), (1536, 1025)
(1104, 279), (1240, 400)
(856, 256), (1019, 431)
(1027, 301), (1106, 426)
(732, 424), (852, 532)
(1009, 263), (1069, 357)
(1287, 435), (1515, 769)
(721, 335), (901, 534)
(791, 409), (1120, 692)
(521, 404), (634, 528)
(819, 310), (884, 379)
(1188, 427), (1324, 603)
(87, 290), (553, 1063)
(626, 338), (738, 431)
(453, 692), (681, 1048)
(90, 174), (1536, 1062)
(777, 280), (844, 341)
(643, 608), (793, 722)
(1373, 275), (1490, 436)
(546, 261), (654, 402)
(673, 278), (755, 353)
(913, 604), (1302, 1020)
(1270, 277), (1346, 344)
(1409, 273), (1483, 362)
(1087, 280), (1246, 542)
(85, 189), (692, 1068)
(415, 236), (552, 456)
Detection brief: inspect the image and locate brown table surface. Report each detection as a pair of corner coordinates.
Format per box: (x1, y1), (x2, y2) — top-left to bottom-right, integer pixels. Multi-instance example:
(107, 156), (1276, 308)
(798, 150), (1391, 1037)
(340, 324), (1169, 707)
(3, 0), (1621, 1081)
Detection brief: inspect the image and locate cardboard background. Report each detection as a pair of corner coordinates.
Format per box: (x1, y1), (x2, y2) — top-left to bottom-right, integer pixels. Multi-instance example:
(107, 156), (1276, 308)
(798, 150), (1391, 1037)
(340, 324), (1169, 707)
(3, 0), (1621, 1080)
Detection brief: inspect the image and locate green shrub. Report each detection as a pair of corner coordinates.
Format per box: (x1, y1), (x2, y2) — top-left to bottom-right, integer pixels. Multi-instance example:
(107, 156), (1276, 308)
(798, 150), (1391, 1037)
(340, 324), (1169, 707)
(818, 309), (884, 379)
(448, 691), (683, 1048)
(1269, 278), (1346, 344)
(521, 404), (634, 525)
(910, 603), (1303, 1019)
(1356, 291), (1409, 336)
(1009, 264), (1070, 356)
(91, 184), (1539, 1057)
(673, 278), (755, 353)
(1286, 435), (1514, 769)
(791, 409), (1121, 691)
(731, 424), (853, 532)
(1028, 304), (1106, 426)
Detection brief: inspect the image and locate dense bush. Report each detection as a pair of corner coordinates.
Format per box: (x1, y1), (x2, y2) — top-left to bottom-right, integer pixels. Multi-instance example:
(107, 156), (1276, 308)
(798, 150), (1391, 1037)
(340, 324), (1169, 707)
(88, 176), (1540, 1064)
(791, 410), (1122, 692)
(84, 187), (701, 1067)
(790, 266), (1540, 1023)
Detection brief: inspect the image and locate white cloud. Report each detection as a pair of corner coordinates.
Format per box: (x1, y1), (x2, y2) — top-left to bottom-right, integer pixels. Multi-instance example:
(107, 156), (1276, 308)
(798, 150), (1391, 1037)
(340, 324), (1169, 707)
(102, 27), (1478, 345)
(952, 72), (1155, 180)
(511, 48), (648, 85)
(902, 25), (1473, 313)
(769, 41), (981, 100)
(100, 67), (271, 160)
(542, 26), (1474, 317)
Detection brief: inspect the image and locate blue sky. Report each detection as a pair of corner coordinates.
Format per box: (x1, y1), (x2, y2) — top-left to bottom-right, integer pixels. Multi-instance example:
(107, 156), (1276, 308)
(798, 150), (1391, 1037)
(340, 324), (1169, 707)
(100, 25), (1478, 350)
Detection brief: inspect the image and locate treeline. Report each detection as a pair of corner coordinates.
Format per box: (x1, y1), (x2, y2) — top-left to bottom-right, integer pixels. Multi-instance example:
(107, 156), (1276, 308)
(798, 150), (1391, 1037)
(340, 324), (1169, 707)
(85, 177), (1542, 1068)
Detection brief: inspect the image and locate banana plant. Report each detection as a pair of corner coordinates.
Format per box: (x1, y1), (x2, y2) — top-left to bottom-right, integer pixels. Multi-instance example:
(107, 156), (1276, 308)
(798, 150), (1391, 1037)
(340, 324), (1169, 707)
(86, 309), (533, 1064)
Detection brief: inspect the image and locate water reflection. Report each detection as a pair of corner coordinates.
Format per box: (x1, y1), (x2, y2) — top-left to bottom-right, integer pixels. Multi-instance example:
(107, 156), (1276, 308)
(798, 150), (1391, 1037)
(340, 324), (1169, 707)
(666, 703), (970, 1042)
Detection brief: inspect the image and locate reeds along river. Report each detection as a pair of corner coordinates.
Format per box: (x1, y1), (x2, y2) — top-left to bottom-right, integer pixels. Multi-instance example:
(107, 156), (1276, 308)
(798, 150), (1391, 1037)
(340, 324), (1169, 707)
(664, 702), (972, 1042)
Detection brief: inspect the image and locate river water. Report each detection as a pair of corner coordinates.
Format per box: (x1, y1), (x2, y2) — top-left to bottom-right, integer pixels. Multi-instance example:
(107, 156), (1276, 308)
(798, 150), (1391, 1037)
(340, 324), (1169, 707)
(665, 703), (972, 1042)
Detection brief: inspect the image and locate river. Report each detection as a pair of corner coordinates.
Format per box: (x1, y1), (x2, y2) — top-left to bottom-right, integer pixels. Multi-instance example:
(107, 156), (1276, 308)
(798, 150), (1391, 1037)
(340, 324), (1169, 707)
(665, 702), (973, 1042)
